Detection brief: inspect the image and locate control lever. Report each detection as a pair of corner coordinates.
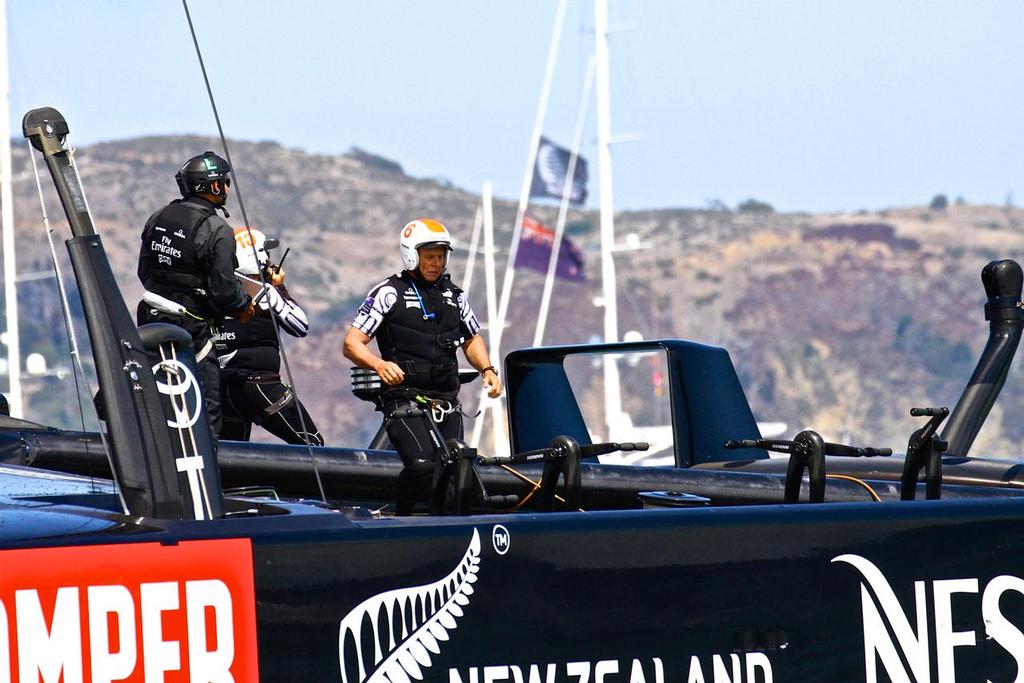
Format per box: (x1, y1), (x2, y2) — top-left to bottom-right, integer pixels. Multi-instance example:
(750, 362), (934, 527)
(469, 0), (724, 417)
(478, 440), (648, 466)
(901, 407), (948, 501)
(726, 432), (825, 502)
(726, 433), (894, 503)
(538, 435), (582, 511)
(474, 438), (645, 512)
(725, 439), (892, 457)
(477, 435), (584, 511)
(579, 442), (650, 458)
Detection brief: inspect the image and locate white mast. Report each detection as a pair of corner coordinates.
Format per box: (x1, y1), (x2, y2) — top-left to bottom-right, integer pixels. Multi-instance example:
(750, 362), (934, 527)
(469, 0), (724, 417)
(0, 0), (20, 418)
(533, 56), (595, 347)
(492, 0), (568, 363)
(461, 205), (483, 296)
(471, 183), (507, 455)
(594, 0), (622, 439)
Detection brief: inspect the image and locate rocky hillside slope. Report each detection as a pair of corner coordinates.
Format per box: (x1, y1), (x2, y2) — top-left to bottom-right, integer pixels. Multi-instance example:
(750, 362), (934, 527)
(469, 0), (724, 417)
(7, 137), (1024, 457)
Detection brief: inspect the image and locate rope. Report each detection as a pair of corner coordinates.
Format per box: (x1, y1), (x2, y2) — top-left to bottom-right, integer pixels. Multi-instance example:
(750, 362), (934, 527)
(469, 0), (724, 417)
(499, 463), (582, 511)
(181, 0), (326, 503)
(825, 474), (881, 502)
(27, 141), (127, 513)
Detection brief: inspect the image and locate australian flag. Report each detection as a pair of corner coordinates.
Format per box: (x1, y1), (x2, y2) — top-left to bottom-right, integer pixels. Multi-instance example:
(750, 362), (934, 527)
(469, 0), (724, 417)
(514, 215), (585, 282)
(530, 136), (588, 205)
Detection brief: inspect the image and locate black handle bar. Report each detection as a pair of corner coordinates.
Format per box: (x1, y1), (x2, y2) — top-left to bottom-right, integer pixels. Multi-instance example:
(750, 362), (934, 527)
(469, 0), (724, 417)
(724, 438), (892, 457)
(478, 441), (649, 466)
(911, 407), (949, 417)
(579, 441), (649, 458)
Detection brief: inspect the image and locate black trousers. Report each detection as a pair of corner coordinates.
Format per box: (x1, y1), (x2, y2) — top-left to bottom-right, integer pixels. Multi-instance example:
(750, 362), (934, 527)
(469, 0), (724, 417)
(197, 355), (222, 437)
(383, 398), (463, 516)
(221, 375), (323, 446)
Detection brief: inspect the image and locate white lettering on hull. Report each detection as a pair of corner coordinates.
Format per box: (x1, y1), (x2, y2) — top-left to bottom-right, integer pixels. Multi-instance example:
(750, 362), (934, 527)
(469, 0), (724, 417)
(453, 657), (767, 683)
(835, 553), (1024, 682)
(0, 579), (236, 681)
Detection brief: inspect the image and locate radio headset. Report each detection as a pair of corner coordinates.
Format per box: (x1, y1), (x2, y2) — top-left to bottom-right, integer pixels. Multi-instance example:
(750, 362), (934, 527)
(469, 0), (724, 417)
(408, 280), (436, 321)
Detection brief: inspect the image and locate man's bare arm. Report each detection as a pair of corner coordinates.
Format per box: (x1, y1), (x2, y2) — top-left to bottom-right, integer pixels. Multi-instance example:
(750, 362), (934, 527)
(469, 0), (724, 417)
(343, 327), (406, 385)
(462, 335), (502, 398)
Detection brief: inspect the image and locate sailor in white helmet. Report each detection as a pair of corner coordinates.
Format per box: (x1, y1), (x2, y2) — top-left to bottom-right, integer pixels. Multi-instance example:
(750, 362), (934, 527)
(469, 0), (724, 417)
(344, 218), (502, 515)
(214, 226), (323, 446)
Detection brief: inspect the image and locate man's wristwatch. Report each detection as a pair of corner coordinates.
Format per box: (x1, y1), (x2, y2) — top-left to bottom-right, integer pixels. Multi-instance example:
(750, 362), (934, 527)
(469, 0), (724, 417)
(481, 365), (498, 377)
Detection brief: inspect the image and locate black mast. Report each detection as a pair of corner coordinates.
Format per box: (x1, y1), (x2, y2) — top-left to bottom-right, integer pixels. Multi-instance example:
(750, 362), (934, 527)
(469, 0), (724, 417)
(941, 259), (1024, 457)
(22, 107), (223, 519)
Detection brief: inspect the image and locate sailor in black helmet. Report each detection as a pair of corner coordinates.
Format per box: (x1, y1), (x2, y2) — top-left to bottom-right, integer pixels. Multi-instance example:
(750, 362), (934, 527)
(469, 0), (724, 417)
(344, 218), (503, 515)
(137, 151), (255, 436)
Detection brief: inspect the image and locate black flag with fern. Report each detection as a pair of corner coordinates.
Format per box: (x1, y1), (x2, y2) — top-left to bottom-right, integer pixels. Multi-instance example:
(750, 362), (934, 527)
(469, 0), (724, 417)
(530, 136), (588, 205)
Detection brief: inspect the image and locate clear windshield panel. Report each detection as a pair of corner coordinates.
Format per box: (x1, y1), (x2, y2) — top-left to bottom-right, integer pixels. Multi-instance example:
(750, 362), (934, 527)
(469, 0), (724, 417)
(562, 349), (675, 466)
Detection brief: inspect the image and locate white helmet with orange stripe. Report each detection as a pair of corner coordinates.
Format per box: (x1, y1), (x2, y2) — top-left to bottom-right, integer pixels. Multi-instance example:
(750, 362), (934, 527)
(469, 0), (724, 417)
(399, 218), (453, 272)
(233, 226), (271, 276)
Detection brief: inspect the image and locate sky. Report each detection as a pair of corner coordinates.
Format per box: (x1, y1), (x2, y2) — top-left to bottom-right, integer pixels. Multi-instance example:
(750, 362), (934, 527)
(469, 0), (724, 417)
(6, 0), (1024, 213)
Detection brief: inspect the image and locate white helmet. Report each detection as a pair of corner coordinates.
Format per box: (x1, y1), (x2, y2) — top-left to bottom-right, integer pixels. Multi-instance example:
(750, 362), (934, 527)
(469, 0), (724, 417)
(233, 226), (271, 276)
(399, 218), (453, 271)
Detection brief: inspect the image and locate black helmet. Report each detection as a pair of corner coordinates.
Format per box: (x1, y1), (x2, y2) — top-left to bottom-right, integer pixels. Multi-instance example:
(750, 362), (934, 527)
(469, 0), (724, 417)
(175, 151), (231, 198)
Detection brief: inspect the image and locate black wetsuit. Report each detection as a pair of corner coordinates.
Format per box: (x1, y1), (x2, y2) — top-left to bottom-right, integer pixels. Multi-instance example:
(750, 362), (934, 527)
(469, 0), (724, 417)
(352, 271), (481, 515)
(215, 283), (322, 446)
(137, 196), (250, 435)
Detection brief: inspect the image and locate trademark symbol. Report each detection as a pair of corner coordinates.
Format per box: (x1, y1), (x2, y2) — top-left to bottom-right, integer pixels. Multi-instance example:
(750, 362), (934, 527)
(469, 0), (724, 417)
(491, 524), (510, 555)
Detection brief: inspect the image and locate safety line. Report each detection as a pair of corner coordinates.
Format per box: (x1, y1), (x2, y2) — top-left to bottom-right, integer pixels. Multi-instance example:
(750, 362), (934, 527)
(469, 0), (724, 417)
(181, 0), (326, 503)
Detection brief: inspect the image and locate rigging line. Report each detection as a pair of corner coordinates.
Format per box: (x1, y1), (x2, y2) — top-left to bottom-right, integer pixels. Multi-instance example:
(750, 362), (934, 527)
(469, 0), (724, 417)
(825, 474), (881, 502)
(181, 0), (326, 503)
(498, 463), (579, 509)
(511, 485), (537, 511)
(27, 141), (127, 513)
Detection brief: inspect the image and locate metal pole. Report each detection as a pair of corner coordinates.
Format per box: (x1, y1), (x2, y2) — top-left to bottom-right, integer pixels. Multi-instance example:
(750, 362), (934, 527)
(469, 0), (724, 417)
(0, 0), (20, 417)
(534, 55), (595, 347)
(595, 0), (623, 440)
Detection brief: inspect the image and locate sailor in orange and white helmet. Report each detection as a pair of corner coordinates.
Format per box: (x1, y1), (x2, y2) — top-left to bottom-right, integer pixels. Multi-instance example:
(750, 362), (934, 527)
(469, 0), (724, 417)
(215, 226), (323, 447)
(344, 218), (502, 515)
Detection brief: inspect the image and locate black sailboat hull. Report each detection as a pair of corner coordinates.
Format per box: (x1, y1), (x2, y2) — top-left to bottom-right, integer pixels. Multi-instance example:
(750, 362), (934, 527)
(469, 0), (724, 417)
(1, 481), (1022, 680)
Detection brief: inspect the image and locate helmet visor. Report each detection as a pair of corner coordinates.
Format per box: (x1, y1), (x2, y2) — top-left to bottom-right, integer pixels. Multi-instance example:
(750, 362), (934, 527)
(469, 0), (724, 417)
(417, 240), (453, 252)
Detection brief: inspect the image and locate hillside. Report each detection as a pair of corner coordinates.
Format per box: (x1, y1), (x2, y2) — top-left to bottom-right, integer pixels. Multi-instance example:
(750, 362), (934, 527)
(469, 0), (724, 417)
(7, 136), (1024, 457)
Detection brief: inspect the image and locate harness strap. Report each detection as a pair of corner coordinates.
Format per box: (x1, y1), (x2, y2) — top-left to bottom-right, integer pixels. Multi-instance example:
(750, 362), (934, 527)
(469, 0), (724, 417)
(142, 290), (204, 320)
(263, 386), (294, 417)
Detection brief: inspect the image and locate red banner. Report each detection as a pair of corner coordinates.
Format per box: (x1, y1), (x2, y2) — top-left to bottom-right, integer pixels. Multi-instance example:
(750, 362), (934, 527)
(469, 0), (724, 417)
(0, 538), (258, 682)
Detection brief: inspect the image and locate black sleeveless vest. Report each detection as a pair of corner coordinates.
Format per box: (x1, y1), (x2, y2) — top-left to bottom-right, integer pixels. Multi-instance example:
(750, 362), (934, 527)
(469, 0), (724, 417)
(376, 272), (466, 395)
(215, 308), (280, 375)
(140, 198), (215, 316)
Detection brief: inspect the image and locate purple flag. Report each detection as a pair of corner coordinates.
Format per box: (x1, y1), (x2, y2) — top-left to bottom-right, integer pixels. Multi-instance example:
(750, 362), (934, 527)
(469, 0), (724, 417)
(514, 216), (585, 282)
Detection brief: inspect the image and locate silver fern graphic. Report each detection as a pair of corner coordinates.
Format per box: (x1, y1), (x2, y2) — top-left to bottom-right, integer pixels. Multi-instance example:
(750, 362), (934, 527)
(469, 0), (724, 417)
(338, 528), (482, 683)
